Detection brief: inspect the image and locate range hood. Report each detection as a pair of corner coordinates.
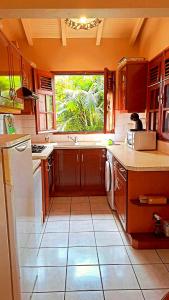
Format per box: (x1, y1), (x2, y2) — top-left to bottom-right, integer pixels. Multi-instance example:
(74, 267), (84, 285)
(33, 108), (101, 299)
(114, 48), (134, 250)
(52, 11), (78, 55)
(16, 87), (39, 100)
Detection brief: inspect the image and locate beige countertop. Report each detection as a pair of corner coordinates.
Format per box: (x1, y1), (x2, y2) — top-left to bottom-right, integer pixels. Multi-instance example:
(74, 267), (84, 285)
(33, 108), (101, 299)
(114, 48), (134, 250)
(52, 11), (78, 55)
(32, 142), (105, 160)
(32, 144), (54, 160)
(107, 144), (169, 171)
(31, 142), (169, 171)
(32, 159), (41, 173)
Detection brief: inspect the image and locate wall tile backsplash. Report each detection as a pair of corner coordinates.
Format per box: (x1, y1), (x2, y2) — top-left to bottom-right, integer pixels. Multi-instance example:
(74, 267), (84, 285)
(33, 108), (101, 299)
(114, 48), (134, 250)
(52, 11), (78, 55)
(0, 111), (146, 143)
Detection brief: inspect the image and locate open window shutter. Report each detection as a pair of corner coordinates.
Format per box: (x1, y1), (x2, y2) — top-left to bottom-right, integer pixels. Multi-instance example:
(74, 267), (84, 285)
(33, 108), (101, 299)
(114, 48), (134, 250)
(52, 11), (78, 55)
(104, 68), (115, 133)
(35, 69), (56, 133)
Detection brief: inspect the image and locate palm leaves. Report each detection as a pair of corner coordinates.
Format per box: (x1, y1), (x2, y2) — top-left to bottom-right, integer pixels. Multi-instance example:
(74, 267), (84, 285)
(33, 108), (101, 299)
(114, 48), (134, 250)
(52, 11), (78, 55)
(55, 75), (104, 132)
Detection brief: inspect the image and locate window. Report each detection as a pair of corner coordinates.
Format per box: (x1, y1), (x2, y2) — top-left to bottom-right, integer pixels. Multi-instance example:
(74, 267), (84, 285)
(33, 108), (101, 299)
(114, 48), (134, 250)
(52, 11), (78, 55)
(55, 74), (104, 132)
(35, 69), (115, 134)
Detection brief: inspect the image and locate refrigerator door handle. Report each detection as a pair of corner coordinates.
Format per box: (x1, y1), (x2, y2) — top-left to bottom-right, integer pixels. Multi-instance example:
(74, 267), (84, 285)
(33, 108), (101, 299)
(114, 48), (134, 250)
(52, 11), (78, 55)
(15, 142), (28, 152)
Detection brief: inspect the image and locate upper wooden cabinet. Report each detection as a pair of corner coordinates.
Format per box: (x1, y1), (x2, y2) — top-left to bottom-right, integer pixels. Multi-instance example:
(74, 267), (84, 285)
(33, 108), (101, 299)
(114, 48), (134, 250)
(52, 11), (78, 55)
(147, 48), (169, 140)
(148, 54), (163, 85)
(0, 30), (35, 113)
(117, 60), (148, 113)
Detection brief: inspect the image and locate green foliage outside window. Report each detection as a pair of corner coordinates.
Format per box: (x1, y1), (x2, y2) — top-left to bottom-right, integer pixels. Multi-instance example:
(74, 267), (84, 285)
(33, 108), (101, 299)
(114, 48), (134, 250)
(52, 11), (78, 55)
(55, 75), (104, 132)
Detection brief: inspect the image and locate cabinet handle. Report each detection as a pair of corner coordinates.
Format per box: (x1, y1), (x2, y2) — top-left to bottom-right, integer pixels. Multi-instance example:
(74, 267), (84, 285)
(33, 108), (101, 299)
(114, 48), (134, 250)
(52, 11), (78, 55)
(81, 153), (84, 162)
(119, 167), (126, 173)
(77, 154), (79, 162)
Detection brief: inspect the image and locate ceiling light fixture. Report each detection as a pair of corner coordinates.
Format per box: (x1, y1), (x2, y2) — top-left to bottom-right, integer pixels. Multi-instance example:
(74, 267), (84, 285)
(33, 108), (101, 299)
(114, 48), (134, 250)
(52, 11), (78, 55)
(65, 17), (102, 30)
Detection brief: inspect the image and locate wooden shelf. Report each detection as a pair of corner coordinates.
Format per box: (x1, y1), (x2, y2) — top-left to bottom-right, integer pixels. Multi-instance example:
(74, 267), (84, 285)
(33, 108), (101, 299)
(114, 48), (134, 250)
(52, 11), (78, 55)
(131, 199), (169, 206)
(131, 232), (169, 249)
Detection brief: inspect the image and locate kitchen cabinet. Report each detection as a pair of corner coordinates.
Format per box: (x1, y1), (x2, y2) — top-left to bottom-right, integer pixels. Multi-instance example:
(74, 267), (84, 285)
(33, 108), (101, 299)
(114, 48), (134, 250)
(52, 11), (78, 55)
(146, 48), (169, 140)
(53, 149), (81, 195)
(81, 149), (106, 193)
(114, 158), (127, 230)
(146, 83), (160, 131)
(117, 60), (148, 112)
(113, 157), (169, 236)
(0, 30), (36, 114)
(53, 148), (106, 196)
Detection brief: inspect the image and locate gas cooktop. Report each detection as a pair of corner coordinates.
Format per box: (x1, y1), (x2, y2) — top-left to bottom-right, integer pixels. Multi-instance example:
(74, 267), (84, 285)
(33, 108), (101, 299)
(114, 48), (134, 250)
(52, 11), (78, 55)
(31, 144), (46, 153)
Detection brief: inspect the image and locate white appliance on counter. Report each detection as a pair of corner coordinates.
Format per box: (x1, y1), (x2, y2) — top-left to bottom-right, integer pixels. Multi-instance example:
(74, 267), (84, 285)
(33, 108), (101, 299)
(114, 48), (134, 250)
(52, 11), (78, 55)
(0, 134), (42, 300)
(105, 150), (115, 210)
(127, 130), (156, 150)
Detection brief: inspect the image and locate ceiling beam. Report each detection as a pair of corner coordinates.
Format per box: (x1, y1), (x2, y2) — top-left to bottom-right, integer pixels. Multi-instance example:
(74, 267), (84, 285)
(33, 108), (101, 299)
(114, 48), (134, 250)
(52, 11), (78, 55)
(21, 18), (33, 46)
(0, 8), (169, 19)
(96, 18), (104, 46)
(60, 18), (67, 46)
(130, 18), (145, 46)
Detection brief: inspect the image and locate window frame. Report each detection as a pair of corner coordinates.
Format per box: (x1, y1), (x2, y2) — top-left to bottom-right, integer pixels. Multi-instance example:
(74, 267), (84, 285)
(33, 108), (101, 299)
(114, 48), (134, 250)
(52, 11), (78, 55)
(53, 70), (115, 135)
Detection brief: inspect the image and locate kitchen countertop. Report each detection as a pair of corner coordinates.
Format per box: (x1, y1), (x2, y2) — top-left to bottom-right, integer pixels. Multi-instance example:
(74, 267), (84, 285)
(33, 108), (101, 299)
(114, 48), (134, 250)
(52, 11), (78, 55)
(107, 144), (169, 171)
(32, 159), (41, 173)
(32, 142), (105, 160)
(32, 142), (169, 171)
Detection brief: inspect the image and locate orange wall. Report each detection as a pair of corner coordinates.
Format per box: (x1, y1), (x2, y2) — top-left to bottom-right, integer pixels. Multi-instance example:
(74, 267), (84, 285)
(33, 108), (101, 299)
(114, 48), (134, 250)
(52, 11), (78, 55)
(18, 38), (138, 72)
(138, 18), (169, 60)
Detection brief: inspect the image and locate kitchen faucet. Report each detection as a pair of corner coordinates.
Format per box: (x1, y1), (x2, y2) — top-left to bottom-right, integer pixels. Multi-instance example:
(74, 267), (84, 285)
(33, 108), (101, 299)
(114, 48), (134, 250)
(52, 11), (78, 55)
(68, 136), (78, 143)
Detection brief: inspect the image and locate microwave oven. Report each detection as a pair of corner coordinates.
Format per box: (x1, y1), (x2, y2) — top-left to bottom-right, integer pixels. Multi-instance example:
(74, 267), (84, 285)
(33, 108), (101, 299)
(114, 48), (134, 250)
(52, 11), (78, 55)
(127, 130), (156, 150)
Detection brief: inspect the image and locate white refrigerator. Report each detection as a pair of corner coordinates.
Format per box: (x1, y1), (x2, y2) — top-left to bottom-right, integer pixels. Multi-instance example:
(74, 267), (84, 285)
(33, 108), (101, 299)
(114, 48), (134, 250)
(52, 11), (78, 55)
(0, 134), (39, 300)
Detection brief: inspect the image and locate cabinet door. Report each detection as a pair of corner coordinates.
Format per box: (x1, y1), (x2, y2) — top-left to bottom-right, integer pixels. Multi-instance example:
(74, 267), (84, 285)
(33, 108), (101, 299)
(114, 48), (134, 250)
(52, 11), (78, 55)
(160, 79), (169, 140)
(11, 46), (24, 110)
(0, 32), (14, 108)
(114, 169), (127, 230)
(53, 149), (80, 194)
(148, 54), (163, 85)
(146, 84), (160, 133)
(118, 66), (127, 111)
(81, 148), (106, 194)
(21, 58), (33, 90)
(118, 62), (148, 112)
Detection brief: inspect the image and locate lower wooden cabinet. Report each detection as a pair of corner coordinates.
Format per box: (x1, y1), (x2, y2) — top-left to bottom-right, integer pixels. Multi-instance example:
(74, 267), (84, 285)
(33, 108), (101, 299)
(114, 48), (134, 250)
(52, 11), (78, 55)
(114, 158), (127, 230)
(114, 157), (169, 234)
(53, 148), (106, 196)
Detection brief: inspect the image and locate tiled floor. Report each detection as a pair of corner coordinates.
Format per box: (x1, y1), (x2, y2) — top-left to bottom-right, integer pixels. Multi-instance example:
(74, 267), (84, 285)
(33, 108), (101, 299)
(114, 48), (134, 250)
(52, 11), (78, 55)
(21, 196), (169, 300)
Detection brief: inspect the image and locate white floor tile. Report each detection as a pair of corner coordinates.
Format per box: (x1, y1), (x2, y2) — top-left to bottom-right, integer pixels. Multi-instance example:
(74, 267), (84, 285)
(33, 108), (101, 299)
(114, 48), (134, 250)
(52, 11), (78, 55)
(100, 265), (139, 290)
(104, 290), (144, 300)
(133, 264), (169, 289)
(142, 289), (169, 300)
(95, 232), (123, 246)
(93, 220), (118, 231)
(37, 248), (67, 266)
(69, 221), (93, 232)
(68, 247), (98, 265)
(126, 246), (162, 264)
(92, 211), (114, 220)
(98, 246), (130, 264)
(26, 234), (43, 248)
(66, 266), (102, 291)
(45, 221), (69, 233)
(34, 267), (66, 292)
(157, 249), (169, 263)
(69, 232), (96, 247)
(65, 291), (104, 300)
(21, 293), (31, 300)
(20, 268), (38, 293)
(41, 233), (68, 247)
(32, 292), (64, 300)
